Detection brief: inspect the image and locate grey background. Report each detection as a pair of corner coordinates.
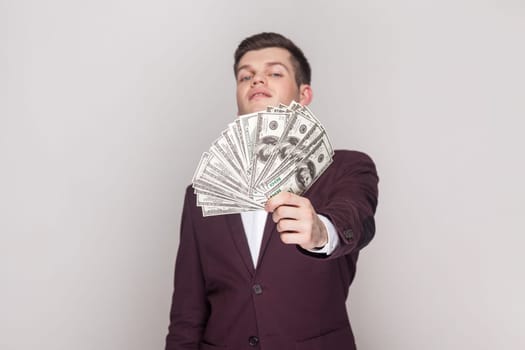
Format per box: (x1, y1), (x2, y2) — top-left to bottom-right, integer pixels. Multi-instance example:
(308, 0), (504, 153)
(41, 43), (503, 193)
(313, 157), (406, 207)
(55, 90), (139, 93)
(1, 0), (524, 349)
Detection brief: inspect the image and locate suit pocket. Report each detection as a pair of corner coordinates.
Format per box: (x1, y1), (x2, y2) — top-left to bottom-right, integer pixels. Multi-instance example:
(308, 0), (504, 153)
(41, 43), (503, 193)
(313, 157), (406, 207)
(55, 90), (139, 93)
(295, 327), (355, 350)
(199, 341), (228, 350)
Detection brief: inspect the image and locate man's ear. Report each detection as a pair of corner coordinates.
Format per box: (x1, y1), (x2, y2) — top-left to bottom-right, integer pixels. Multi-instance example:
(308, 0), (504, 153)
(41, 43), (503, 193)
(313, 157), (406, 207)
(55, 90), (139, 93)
(298, 84), (313, 106)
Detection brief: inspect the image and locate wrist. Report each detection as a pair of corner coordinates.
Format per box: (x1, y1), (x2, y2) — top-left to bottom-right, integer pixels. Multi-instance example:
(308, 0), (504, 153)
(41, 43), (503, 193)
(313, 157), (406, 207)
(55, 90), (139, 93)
(312, 225), (328, 249)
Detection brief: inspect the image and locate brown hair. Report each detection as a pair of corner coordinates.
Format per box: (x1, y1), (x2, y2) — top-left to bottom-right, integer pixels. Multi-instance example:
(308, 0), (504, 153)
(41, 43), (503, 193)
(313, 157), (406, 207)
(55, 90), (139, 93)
(233, 32), (311, 86)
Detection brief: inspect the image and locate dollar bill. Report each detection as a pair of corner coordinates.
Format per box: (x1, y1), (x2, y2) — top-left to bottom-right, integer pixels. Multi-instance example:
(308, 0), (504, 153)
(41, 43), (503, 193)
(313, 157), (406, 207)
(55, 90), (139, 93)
(254, 110), (320, 186)
(263, 138), (334, 198)
(236, 112), (259, 175)
(250, 111), (291, 187)
(192, 101), (334, 216)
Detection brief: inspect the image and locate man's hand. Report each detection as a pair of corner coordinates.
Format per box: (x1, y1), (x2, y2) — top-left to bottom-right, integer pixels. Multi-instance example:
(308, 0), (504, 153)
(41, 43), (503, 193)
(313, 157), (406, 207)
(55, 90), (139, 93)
(265, 192), (328, 250)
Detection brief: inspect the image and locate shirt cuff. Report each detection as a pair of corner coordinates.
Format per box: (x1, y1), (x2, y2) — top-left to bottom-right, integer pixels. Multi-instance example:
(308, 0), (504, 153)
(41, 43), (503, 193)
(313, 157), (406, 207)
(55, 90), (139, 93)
(306, 214), (340, 255)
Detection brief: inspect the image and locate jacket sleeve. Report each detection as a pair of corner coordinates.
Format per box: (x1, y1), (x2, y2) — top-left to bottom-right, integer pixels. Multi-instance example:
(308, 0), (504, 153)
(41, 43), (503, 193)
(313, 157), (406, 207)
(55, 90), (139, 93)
(314, 150), (379, 259)
(165, 187), (209, 349)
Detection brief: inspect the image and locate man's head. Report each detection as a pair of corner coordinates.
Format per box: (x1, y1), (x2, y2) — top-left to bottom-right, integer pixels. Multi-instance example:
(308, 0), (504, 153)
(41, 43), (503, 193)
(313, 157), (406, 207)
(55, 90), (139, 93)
(296, 161), (315, 190)
(234, 32), (313, 115)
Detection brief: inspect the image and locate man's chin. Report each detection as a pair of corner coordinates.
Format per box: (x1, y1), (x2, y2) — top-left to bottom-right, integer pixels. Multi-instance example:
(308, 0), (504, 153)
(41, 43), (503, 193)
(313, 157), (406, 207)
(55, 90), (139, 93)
(239, 99), (277, 115)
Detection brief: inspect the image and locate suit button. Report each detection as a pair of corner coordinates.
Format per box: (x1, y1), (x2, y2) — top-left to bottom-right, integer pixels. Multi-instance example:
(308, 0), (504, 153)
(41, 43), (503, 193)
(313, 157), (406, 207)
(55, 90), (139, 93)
(252, 284), (263, 295)
(343, 229), (354, 240)
(248, 335), (259, 346)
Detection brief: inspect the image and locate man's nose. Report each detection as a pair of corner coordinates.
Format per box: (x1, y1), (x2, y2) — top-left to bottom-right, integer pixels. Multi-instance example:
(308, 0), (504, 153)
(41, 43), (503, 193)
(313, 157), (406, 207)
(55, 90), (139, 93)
(251, 73), (265, 86)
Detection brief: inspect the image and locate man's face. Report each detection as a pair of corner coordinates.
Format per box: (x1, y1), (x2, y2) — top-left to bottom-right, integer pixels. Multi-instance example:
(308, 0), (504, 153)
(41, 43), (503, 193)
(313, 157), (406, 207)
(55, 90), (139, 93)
(298, 168), (312, 187)
(235, 47), (312, 115)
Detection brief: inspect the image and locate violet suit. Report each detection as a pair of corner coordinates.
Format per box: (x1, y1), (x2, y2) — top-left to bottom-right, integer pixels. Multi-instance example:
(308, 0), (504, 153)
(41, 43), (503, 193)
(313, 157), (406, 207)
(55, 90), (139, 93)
(165, 150), (379, 350)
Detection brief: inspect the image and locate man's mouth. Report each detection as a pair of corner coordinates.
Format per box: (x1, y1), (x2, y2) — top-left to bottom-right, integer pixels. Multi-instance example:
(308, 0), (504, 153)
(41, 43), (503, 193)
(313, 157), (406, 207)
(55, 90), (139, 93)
(249, 90), (272, 100)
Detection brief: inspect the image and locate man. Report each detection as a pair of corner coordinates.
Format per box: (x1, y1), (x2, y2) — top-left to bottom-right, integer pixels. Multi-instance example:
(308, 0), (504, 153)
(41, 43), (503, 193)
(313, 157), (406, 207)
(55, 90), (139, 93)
(296, 161), (315, 191)
(165, 32), (378, 350)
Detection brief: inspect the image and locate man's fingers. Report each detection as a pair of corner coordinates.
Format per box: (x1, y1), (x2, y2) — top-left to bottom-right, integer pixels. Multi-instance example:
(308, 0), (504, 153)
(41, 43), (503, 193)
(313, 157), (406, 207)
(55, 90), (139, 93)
(279, 232), (305, 245)
(265, 192), (308, 213)
(265, 191), (321, 248)
(276, 219), (305, 234)
(272, 205), (301, 223)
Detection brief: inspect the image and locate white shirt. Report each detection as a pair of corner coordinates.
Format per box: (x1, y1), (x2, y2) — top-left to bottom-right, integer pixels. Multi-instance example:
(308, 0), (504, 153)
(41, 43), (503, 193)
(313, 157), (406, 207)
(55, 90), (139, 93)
(240, 210), (340, 267)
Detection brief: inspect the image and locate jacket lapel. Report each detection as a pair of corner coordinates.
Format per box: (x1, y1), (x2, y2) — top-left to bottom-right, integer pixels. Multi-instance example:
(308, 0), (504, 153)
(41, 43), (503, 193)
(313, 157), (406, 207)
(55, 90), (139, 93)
(225, 214), (255, 277)
(255, 214), (276, 270)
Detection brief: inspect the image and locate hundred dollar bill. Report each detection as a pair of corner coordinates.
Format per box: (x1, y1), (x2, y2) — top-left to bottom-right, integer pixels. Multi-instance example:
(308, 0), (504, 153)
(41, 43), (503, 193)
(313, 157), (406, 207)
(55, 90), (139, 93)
(254, 110), (320, 185)
(192, 101), (334, 215)
(278, 101), (334, 155)
(250, 111), (291, 188)
(267, 105), (289, 113)
(202, 205), (260, 217)
(192, 152), (212, 184)
(202, 160), (247, 195)
(193, 153), (253, 204)
(193, 152), (238, 192)
(209, 136), (247, 184)
(258, 129), (326, 191)
(263, 138), (333, 198)
(288, 101), (324, 129)
(221, 127), (246, 176)
(236, 112), (259, 175)
(228, 121), (247, 172)
(194, 178), (263, 208)
(193, 152), (267, 208)
(196, 191), (261, 211)
(196, 164), (251, 201)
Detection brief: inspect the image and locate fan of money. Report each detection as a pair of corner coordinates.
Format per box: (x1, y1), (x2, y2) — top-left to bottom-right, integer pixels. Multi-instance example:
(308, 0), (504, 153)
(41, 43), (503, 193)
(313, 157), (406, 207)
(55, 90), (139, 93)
(192, 101), (334, 216)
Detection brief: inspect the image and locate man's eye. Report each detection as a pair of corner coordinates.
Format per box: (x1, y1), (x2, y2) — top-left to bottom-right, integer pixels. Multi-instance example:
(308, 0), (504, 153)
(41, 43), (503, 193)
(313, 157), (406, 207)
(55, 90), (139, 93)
(270, 73), (283, 77)
(239, 75), (252, 82)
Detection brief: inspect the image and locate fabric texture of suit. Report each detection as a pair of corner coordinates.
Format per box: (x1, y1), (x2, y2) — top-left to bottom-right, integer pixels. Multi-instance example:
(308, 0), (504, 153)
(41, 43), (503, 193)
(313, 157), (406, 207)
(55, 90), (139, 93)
(165, 149), (379, 350)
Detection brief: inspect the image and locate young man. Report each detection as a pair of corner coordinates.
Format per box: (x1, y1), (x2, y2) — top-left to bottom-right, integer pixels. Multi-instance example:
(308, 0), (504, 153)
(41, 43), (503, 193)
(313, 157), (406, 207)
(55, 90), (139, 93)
(165, 32), (378, 350)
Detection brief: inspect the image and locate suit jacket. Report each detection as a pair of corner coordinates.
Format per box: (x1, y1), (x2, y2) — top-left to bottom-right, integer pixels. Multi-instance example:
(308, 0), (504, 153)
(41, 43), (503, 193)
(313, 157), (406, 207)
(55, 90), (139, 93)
(166, 150), (379, 350)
